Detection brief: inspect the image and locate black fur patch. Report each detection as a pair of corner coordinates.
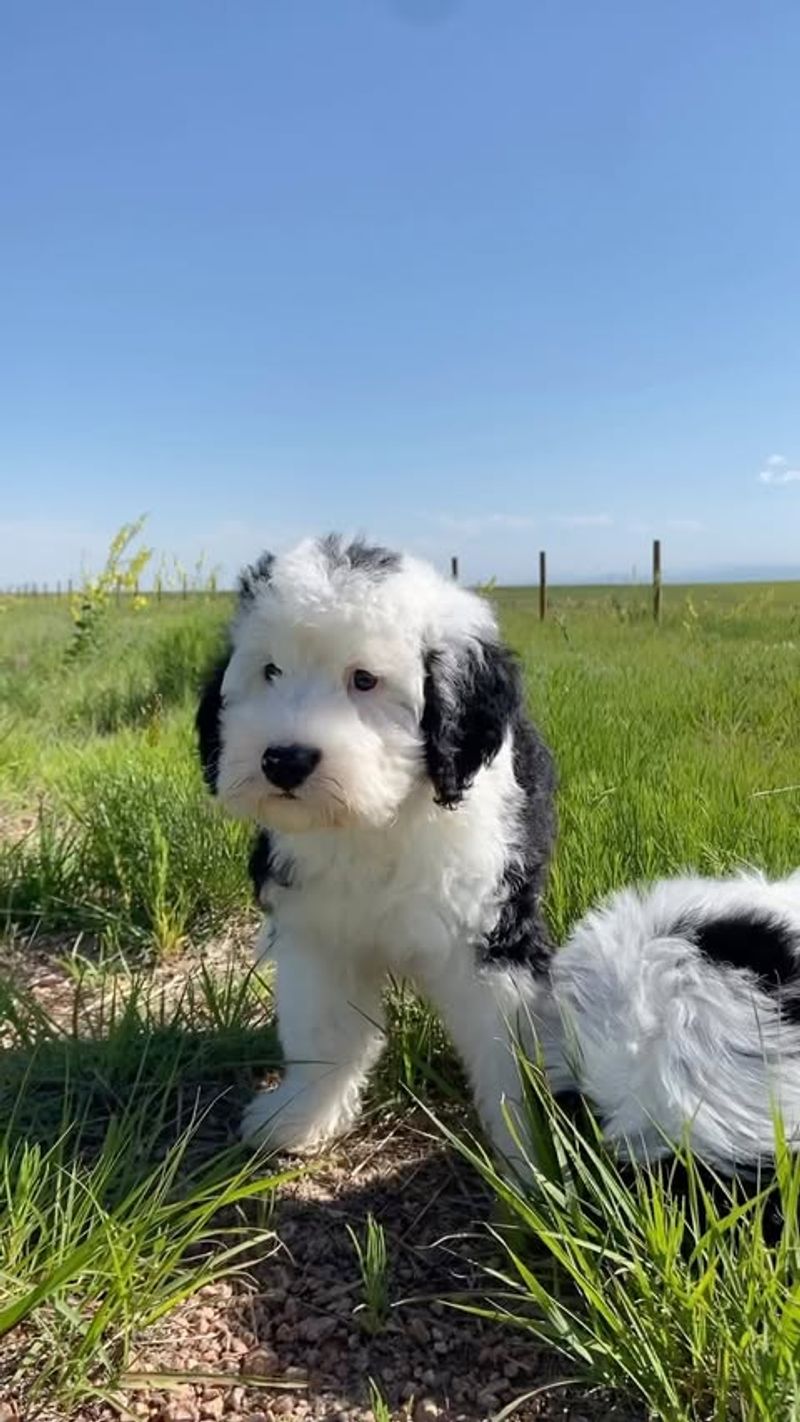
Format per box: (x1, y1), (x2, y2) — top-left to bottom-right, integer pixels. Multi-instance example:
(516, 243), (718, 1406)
(238, 552), (275, 602)
(318, 533), (400, 578)
(421, 639), (522, 809)
(195, 656), (229, 791)
(248, 831), (295, 905)
(479, 709), (556, 973)
(678, 911), (800, 1019)
(422, 637), (556, 972)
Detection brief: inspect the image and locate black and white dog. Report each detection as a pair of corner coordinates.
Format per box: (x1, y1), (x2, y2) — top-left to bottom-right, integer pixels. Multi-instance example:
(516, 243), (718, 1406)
(197, 534), (556, 1162)
(197, 531), (800, 1189)
(542, 873), (800, 1178)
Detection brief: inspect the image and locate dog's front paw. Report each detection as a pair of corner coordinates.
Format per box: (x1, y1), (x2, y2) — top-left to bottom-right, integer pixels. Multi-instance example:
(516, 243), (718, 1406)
(240, 1082), (353, 1155)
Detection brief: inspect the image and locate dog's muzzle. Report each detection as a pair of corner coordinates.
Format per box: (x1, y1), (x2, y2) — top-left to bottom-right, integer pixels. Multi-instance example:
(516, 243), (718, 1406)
(261, 743), (321, 792)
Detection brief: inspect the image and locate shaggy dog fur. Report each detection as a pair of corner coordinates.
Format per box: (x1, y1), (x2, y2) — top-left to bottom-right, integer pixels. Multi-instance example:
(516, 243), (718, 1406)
(197, 534), (556, 1162)
(197, 531), (798, 1190)
(540, 872), (800, 1178)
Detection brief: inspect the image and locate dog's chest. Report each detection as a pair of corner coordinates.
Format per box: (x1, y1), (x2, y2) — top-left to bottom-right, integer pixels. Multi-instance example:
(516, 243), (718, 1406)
(269, 815), (501, 969)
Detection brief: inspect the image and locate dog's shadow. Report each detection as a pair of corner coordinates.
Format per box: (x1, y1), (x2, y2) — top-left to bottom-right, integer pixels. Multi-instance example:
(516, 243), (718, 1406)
(7, 932), (764, 1421)
(0, 961), (635, 1420)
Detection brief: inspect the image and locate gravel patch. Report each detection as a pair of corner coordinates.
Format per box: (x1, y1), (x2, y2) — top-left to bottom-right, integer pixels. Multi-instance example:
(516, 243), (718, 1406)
(0, 939), (642, 1422)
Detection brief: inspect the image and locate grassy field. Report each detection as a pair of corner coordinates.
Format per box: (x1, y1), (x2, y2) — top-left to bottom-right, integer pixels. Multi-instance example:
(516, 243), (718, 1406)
(1, 576), (800, 1420)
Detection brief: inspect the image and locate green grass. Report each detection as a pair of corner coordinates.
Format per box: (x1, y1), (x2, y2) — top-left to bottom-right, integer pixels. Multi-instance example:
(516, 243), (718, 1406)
(2, 578), (800, 1417)
(0, 963), (286, 1407)
(436, 1057), (800, 1422)
(347, 1211), (392, 1334)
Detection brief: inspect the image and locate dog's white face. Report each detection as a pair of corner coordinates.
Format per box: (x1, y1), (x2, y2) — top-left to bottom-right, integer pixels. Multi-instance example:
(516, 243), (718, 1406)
(208, 536), (498, 832)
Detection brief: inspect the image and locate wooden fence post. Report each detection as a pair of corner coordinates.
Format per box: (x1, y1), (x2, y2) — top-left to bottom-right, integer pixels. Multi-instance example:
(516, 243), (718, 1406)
(653, 539), (662, 624)
(539, 550), (547, 622)
(451, 555), (459, 581)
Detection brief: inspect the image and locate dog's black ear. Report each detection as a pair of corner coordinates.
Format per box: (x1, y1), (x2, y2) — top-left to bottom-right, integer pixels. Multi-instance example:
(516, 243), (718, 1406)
(421, 638), (521, 808)
(196, 656), (229, 792)
(238, 552), (274, 603)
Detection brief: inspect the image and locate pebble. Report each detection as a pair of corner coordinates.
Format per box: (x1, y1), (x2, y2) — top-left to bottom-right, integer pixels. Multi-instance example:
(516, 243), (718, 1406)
(243, 1345), (281, 1375)
(200, 1398), (224, 1421)
(302, 1314), (339, 1343)
(413, 1401), (439, 1422)
(477, 1394), (500, 1414)
(161, 1405), (196, 1422)
(407, 1316), (430, 1345)
(284, 1364), (309, 1382)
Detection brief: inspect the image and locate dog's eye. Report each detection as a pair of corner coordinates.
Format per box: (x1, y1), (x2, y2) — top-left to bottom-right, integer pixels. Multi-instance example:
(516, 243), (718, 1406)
(350, 669), (378, 693)
(263, 663), (282, 682)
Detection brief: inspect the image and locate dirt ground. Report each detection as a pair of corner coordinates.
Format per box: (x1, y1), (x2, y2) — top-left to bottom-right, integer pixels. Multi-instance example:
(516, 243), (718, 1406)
(0, 943), (642, 1422)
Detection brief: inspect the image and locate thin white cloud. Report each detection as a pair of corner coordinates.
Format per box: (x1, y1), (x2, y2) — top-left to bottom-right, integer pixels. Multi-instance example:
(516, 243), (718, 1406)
(759, 453), (800, 485)
(551, 513), (613, 528)
(426, 512), (537, 540)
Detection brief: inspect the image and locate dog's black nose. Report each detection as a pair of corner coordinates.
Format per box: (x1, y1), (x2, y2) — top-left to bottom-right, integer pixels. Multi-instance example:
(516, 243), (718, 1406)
(261, 744), (321, 792)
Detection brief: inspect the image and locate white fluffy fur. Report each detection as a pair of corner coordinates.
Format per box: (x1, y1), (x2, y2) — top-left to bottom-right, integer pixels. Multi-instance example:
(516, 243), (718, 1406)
(541, 872), (800, 1172)
(213, 538), (540, 1162)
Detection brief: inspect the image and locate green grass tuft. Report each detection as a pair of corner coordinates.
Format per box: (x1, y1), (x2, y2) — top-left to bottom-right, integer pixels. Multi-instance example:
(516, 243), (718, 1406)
(437, 1055), (800, 1422)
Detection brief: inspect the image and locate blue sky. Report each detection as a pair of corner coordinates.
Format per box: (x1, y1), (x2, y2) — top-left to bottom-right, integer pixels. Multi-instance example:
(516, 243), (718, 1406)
(2, 0), (799, 586)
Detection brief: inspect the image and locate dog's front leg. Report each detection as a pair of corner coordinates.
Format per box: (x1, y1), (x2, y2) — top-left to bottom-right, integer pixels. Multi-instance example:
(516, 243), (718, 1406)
(421, 956), (549, 1175)
(241, 940), (385, 1154)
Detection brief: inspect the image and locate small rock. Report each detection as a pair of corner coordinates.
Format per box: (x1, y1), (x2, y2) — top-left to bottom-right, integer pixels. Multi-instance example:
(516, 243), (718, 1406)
(200, 1399), (225, 1421)
(302, 1314), (338, 1343)
(413, 1402), (439, 1422)
(243, 1345), (281, 1376)
(245, 1414), (269, 1422)
(284, 1364), (308, 1382)
(273, 1400), (294, 1418)
(161, 1406), (197, 1422)
(408, 1316), (430, 1345)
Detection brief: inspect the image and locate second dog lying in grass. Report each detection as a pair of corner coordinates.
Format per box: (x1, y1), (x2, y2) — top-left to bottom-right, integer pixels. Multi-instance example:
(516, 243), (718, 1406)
(540, 871), (800, 1183)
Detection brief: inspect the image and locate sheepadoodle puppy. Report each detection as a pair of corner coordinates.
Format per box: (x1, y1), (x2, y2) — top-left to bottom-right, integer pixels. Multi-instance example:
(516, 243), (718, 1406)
(197, 534), (556, 1160)
(541, 872), (800, 1178)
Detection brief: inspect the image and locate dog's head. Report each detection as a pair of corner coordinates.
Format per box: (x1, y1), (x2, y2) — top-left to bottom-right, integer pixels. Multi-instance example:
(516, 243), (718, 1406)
(197, 535), (523, 831)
